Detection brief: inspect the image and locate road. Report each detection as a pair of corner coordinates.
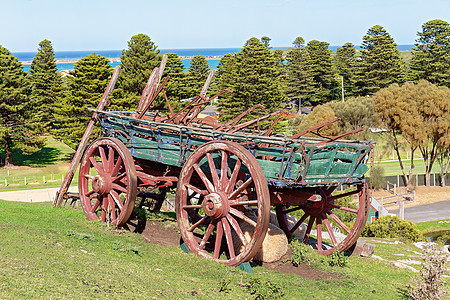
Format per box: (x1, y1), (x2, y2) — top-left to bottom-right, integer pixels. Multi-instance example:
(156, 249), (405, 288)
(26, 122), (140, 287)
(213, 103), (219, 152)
(0, 187), (78, 203)
(391, 200), (450, 223)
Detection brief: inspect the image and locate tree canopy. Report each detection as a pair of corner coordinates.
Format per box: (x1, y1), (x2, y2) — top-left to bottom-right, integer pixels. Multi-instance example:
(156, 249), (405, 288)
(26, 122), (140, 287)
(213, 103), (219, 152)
(0, 45), (44, 166)
(409, 19), (450, 87)
(53, 53), (113, 149)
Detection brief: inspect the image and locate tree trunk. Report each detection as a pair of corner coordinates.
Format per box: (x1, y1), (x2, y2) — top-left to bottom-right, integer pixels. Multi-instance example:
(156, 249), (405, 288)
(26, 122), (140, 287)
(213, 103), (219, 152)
(4, 138), (14, 167)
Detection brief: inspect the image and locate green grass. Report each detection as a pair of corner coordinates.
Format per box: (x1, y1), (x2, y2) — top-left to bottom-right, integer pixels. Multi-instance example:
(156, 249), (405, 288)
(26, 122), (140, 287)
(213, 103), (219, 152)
(0, 136), (78, 191)
(415, 219), (450, 233)
(1, 200), (447, 299)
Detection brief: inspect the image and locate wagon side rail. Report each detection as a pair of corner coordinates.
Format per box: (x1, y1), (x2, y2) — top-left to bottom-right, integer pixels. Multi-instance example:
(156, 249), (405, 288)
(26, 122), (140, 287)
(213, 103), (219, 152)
(93, 109), (374, 187)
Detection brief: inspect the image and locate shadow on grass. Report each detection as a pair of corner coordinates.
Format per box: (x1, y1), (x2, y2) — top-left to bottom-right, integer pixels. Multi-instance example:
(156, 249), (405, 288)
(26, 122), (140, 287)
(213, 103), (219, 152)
(397, 287), (411, 299)
(2, 146), (74, 167)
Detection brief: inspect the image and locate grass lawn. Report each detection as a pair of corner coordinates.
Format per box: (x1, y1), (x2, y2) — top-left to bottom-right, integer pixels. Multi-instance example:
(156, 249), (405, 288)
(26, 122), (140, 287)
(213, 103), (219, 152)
(1, 200), (448, 299)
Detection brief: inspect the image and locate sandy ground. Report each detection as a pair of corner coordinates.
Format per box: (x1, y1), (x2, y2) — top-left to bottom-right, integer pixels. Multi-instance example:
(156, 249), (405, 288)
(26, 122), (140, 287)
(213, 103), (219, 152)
(372, 186), (450, 210)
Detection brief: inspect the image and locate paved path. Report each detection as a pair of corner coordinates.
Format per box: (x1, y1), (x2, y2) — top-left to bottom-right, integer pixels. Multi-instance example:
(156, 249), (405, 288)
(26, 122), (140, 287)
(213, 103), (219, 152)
(0, 187), (78, 203)
(391, 200), (450, 223)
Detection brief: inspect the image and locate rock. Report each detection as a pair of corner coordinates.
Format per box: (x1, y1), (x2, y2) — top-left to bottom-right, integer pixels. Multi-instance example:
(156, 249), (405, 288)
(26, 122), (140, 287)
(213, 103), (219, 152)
(233, 209), (288, 263)
(269, 210), (307, 240)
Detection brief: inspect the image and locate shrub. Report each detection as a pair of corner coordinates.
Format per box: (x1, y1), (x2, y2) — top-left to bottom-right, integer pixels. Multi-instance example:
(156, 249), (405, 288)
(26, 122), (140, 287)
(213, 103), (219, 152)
(362, 215), (424, 242)
(368, 164), (385, 190)
(409, 244), (449, 300)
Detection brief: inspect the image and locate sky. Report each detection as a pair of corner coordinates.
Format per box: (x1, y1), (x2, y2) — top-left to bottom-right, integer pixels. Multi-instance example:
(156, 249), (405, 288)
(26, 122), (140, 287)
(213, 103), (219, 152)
(1, 0), (449, 52)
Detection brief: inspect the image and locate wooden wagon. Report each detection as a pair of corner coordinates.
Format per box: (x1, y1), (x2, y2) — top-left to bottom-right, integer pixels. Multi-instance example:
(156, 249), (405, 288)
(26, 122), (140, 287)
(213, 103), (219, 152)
(55, 62), (374, 266)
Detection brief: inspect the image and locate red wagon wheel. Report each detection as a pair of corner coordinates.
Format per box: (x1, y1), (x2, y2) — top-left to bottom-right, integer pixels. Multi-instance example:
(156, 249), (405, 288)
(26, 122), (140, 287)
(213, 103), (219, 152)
(79, 137), (137, 227)
(276, 183), (369, 255)
(176, 140), (270, 266)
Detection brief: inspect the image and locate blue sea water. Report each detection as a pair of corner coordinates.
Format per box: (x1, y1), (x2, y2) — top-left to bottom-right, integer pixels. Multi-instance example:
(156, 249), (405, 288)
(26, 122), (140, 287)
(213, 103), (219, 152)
(14, 45), (414, 72)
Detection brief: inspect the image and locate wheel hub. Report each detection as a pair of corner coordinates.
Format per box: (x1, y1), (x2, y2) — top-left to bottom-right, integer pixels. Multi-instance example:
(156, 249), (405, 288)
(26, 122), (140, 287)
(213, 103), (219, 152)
(92, 175), (112, 195)
(202, 192), (229, 219)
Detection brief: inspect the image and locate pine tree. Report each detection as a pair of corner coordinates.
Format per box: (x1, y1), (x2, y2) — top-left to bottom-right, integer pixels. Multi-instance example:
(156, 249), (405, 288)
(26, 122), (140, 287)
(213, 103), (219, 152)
(306, 40), (335, 103)
(53, 54), (113, 149)
(156, 52), (187, 111)
(185, 55), (210, 97)
(353, 25), (406, 95)
(409, 19), (450, 87)
(119, 34), (161, 98)
(333, 42), (358, 97)
(284, 37), (315, 109)
(0, 45), (44, 166)
(218, 37), (284, 122)
(28, 39), (63, 128)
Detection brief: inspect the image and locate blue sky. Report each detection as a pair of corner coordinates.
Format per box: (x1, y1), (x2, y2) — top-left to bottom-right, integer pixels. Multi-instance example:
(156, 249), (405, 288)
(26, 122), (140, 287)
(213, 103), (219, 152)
(1, 0), (449, 52)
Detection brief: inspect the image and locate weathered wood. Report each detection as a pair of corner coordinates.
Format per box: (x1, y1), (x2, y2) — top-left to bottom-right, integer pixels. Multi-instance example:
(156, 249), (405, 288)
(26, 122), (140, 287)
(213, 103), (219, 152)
(53, 66), (121, 207)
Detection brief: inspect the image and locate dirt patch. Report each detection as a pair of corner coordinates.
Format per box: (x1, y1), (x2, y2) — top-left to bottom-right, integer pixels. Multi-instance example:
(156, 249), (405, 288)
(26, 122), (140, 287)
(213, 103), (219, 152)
(372, 185), (450, 210)
(124, 219), (342, 280)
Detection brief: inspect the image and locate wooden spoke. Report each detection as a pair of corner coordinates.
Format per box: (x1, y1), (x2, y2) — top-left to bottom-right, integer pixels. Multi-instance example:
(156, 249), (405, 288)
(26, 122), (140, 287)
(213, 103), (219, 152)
(290, 213), (309, 235)
(98, 147), (107, 171)
(107, 146), (115, 173)
(184, 183), (208, 196)
(111, 155), (123, 177)
(110, 190), (124, 210)
(327, 210), (351, 234)
(214, 220), (223, 259)
(89, 157), (104, 176)
(187, 216), (207, 232)
(226, 215), (247, 246)
(303, 216), (315, 244)
(220, 150), (229, 190)
(225, 158), (241, 195)
(229, 207), (257, 227)
(206, 152), (220, 188)
(317, 217), (323, 250)
(229, 200), (258, 206)
(182, 204), (202, 210)
(193, 163), (215, 193)
(199, 222), (216, 249)
(222, 218), (235, 259)
(322, 213), (337, 246)
(112, 183), (127, 193)
(92, 198), (101, 212)
(228, 177), (253, 200)
(328, 203), (358, 214)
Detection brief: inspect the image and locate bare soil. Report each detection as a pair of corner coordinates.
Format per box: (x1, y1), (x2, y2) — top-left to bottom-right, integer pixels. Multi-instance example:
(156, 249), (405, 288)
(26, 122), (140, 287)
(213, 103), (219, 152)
(372, 186), (450, 210)
(124, 219), (342, 280)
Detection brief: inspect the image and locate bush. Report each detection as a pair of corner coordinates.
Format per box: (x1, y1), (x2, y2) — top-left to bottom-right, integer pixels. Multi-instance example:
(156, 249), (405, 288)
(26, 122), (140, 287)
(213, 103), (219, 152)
(362, 215), (424, 242)
(409, 244), (449, 300)
(367, 164), (385, 190)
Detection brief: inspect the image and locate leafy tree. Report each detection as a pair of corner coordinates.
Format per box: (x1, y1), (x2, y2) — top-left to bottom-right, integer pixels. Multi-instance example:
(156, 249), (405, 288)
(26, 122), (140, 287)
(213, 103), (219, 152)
(353, 25), (406, 96)
(53, 54), (113, 149)
(334, 96), (379, 139)
(333, 42), (358, 97)
(261, 36), (272, 49)
(284, 37), (315, 109)
(185, 55), (210, 97)
(306, 40), (335, 103)
(218, 37), (284, 122)
(0, 45), (44, 166)
(374, 80), (450, 187)
(409, 19), (450, 87)
(211, 53), (236, 95)
(118, 34), (160, 98)
(28, 39), (63, 128)
(292, 103), (340, 138)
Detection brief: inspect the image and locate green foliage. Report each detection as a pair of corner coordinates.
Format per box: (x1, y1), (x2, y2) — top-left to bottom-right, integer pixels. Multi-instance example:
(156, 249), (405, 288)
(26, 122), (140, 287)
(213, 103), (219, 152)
(292, 102), (340, 137)
(118, 34), (161, 97)
(28, 39), (63, 128)
(185, 54), (210, 97)
(409, 19), (450, 88)
(244, 278), (284, 299)
(284, 36), (315, 108)
(362, 215), (424, 242)
(333, 42), (358, 97)
(53, 53), (113, 149)
(306, 40), (335, 103)
(367, 164), (385, 190)
(353, 25), (406, 96)
(66, 230), (95, 241)
(0, 45), (44, 166)
(334, 96), (379, 139)
(217, 37), (284, 122)
(289, 240), (348, 268)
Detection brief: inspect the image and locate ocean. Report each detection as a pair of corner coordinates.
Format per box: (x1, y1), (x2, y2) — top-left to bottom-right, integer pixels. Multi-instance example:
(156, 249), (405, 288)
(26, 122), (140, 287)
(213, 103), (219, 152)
(14, 45), (415, 72)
